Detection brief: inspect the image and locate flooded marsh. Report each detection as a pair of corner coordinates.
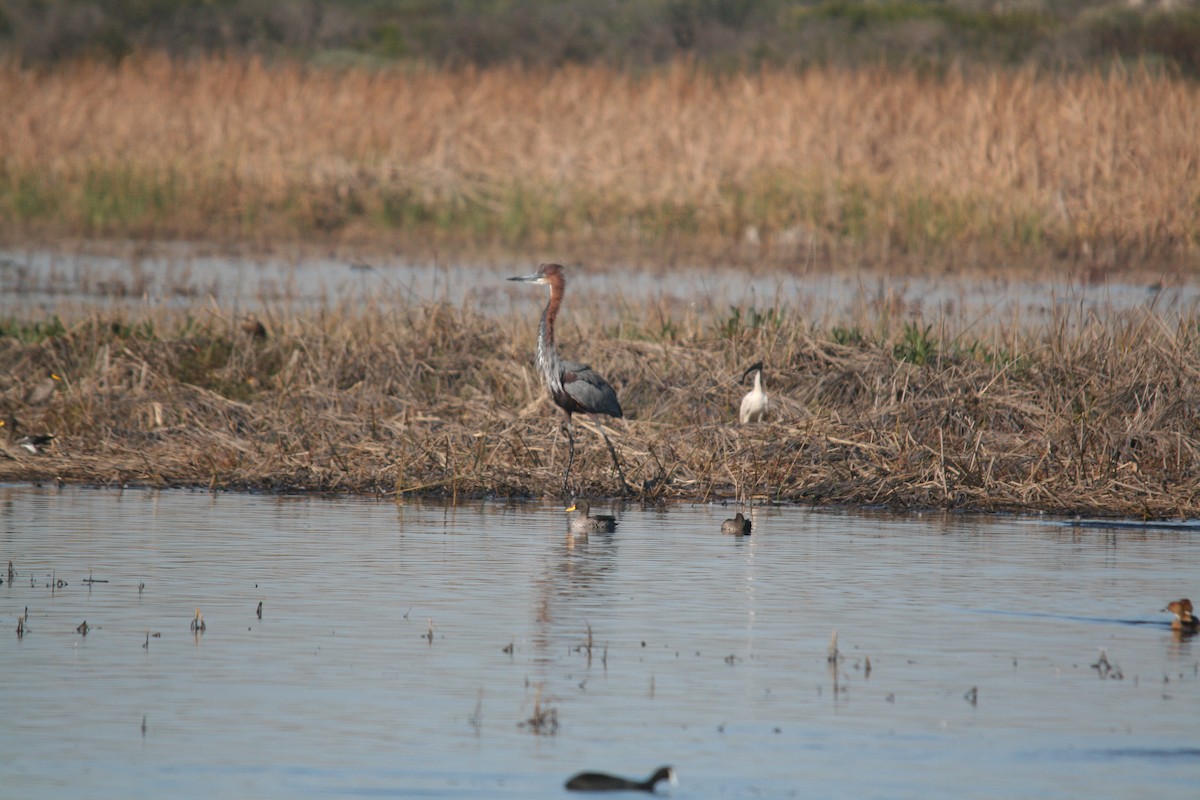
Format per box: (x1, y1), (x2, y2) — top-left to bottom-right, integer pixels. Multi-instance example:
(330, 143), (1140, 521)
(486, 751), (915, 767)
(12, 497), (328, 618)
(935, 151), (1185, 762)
(2, 486), (1197, 798)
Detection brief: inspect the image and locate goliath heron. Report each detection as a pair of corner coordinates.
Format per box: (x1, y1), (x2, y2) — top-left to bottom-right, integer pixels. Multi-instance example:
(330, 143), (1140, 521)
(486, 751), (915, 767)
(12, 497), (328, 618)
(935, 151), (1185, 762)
(508, 263), (627, 493)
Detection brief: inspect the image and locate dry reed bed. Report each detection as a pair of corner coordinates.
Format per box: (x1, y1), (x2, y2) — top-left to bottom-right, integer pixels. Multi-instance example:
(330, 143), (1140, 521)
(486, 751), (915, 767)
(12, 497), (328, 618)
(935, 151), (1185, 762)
(3, 57), (1199, 265)
(1, 297), (1197, 518)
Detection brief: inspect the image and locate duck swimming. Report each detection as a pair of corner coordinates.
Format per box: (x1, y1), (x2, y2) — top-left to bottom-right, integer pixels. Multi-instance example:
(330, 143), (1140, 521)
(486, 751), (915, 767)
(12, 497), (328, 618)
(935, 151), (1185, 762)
(1164, 598), (1197, 634)
(721, 512), (751, 535)
(566, 500), (617, 533)
(565, 766), (676, 793)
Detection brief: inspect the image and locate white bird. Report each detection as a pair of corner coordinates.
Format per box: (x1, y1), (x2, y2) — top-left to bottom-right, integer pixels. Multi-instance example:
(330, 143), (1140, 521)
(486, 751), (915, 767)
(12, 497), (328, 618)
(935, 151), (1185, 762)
(739, 361), (768, 424)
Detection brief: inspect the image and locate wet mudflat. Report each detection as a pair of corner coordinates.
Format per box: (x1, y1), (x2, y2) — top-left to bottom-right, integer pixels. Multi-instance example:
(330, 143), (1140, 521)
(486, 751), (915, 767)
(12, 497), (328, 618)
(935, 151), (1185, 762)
(1, 485), (1197, 799)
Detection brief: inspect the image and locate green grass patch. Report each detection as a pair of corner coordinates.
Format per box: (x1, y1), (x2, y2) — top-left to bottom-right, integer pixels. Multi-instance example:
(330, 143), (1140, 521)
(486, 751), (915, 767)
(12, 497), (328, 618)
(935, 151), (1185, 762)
(0, 165), (1111, 267)
(893, 321), (937, 365)
(78, 166), (181, 232)
(0, 315), (68, 343)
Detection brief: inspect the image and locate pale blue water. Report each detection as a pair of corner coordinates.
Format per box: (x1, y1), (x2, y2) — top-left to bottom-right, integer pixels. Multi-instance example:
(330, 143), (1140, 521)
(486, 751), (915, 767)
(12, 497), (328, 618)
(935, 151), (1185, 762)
(1, 485), (1197, 798)
(2, 246), (1196, 332)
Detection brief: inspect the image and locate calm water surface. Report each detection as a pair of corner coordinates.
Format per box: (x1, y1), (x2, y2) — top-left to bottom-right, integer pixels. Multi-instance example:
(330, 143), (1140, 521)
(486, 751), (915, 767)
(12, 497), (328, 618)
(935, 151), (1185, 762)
(1, 486), (1197, 798)
(3, 247), (1196, 332)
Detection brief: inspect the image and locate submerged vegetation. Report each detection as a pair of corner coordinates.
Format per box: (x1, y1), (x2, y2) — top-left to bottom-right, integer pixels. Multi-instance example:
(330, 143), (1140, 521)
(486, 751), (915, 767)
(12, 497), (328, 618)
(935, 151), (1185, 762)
(1, 293), (1197, 518)
(1, 56), (1198, 273)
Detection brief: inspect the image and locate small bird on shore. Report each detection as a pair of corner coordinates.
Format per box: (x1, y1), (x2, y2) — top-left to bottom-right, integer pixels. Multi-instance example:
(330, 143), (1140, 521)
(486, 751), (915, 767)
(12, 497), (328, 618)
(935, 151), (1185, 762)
(566, 500), (617, 533)
(721, 512), (751, 535)
(1164, 598), (1197, 634)
(739, 361), (768, 424)
(1, 417), (56, 454)
(565, 765), (676, 793)
(508, 263), (626, 494)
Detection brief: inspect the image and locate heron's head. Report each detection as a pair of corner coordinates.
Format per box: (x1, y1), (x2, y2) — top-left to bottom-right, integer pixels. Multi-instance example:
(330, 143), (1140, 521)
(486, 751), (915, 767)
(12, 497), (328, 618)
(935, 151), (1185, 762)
(740, 361), (764, 383)
(507, 262), (564, 286)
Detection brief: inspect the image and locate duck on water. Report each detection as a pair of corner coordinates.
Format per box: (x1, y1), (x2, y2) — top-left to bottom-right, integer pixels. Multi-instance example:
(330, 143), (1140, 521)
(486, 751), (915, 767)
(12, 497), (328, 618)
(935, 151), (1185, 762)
(721, 512), (751, 535)
(1165, 598), (1197, 634)
(566, 500), (617, 533)
(565, 766), (676, 793)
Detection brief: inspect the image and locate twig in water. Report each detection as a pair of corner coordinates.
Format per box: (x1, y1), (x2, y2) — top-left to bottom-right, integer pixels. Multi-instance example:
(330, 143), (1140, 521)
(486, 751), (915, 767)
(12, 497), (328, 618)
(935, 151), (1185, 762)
(827, 629), (839, 665)
(1091, 648), (1123, 680)
(468, 689), (484, 733)
(518, 686), (559, 736)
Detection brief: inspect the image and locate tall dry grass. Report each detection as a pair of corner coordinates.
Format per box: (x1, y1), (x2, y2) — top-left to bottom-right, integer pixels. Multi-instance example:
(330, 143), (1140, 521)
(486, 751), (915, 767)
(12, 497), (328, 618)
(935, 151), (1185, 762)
(2, 56), (1198, 268)
(2, 294), (1197, 518)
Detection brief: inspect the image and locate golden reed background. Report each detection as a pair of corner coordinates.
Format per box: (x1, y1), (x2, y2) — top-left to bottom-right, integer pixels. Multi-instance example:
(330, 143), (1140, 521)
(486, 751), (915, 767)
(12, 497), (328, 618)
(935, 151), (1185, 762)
(2, 55), (1198, 266)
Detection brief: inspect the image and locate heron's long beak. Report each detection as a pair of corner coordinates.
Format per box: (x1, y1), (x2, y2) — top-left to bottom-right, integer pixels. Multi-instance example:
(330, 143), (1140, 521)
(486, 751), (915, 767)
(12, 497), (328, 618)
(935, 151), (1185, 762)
(507, 273), (544, 283)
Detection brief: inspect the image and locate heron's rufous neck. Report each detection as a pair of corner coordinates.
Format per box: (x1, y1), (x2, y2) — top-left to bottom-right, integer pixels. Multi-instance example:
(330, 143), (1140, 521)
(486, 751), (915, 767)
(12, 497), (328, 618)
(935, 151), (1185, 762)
(537, 270), (566, 396)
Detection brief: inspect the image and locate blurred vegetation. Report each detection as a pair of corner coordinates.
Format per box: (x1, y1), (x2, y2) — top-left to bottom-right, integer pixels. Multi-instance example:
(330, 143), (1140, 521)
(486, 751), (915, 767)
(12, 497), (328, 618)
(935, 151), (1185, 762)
(1, 0), (1199, 76)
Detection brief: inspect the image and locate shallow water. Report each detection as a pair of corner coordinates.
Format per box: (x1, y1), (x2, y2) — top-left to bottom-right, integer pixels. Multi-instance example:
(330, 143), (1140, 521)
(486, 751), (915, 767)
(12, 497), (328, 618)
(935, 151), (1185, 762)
(1, 486), (1198, 798)
(2, 246), (1196, 333)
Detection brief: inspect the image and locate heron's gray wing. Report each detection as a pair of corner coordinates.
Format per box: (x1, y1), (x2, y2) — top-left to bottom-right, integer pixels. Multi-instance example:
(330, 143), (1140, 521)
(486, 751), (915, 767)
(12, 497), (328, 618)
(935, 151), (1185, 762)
(561, 360), (623, 419)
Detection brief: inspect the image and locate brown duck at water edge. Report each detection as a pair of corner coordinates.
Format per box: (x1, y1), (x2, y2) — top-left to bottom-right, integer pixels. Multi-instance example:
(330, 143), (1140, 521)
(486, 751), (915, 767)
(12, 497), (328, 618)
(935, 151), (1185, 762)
(565, 765), (676, 793)
(721, 512), (751, 535)
(1164, 598), (1197, 634)
(566, 500), (617, 533)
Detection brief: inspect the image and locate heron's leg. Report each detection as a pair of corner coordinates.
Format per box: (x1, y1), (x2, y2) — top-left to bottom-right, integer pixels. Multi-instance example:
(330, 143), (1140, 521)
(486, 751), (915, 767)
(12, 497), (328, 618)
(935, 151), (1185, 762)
(562, 411), (575, 495)
(593, 417), (629, 494)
